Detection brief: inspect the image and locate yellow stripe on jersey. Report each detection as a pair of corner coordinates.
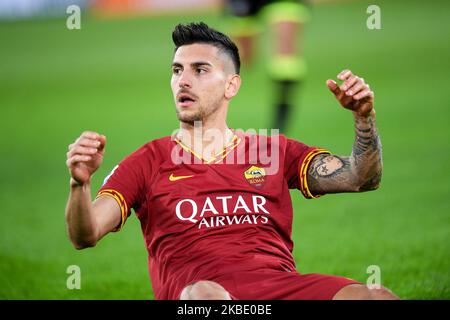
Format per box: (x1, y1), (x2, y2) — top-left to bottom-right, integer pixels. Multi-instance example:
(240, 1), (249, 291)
(175, 138), (204, 162)
(96, 189), (129, 232)
(176, 135), (241, 164)
(299, 149), (331, 199)
(213, 138), (241, 164)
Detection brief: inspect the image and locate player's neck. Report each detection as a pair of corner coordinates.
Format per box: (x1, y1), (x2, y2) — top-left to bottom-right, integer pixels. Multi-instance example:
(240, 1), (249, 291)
(177, 119), (234, 161)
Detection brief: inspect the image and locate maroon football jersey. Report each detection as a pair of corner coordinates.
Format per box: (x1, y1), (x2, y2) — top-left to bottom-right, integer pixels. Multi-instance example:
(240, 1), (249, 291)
(97, 131), (329, 299)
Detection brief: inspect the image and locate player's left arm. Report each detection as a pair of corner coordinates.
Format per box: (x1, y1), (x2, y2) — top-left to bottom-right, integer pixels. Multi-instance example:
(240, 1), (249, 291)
(307, 69), (382, 195)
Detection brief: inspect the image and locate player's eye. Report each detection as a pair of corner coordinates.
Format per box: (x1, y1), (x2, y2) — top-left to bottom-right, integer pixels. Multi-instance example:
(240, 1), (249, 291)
(172, 67), (182, 75)
(196, 68), (207, 74)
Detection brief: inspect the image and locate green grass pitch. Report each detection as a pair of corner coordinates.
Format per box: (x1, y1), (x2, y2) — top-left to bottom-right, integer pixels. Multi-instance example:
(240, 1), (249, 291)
(0, 0), (449, 299)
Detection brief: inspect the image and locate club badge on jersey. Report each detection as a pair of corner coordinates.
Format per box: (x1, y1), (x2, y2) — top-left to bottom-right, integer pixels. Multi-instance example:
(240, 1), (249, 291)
(244, 166), (266, 189)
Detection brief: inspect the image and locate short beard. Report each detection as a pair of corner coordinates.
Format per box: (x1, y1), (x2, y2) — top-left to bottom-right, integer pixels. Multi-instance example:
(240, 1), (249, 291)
(176, 101), (221, 125)
(176, 108), (205, 125)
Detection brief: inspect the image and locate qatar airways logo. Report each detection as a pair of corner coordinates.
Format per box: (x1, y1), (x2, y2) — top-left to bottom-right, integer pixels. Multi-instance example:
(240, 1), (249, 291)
(170, 123), (280, 175)
(175, 194), (270, 229)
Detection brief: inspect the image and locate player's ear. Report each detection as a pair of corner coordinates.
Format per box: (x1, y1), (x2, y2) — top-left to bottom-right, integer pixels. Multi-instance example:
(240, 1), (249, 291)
(225, 74), (241, 100)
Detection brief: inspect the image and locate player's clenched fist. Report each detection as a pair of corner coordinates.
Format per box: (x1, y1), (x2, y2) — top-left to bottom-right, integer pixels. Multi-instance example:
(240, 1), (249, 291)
(66, 131), (106, 186)
(326, 69), (375, 117)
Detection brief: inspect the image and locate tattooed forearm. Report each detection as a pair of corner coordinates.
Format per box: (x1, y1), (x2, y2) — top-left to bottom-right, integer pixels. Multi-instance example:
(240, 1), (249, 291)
(352, 114), (383, 191)
(353, 115), (381, 160)
(307, 113), (382, 195)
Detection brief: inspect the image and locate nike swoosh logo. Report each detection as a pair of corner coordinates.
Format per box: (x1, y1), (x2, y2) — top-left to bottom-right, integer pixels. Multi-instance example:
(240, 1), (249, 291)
(169, 173), (194, 182)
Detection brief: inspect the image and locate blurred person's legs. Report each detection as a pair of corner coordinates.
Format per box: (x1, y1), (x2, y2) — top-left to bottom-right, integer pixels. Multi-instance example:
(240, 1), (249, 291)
(225, 0), (311, 133)
(224, 0), (269, 64)
(263, 1), (310, 132)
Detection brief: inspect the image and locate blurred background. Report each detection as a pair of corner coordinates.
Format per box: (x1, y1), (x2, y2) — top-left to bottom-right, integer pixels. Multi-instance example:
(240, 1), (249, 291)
(0, 0), (449, 299)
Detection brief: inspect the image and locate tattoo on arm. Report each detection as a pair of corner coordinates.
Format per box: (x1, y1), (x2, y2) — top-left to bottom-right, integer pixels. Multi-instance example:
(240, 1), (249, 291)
(307, 114), (383, 195)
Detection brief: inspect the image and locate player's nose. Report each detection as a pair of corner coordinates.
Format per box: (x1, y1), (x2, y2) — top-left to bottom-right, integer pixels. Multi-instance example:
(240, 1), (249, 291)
(178, 72), (193, 89)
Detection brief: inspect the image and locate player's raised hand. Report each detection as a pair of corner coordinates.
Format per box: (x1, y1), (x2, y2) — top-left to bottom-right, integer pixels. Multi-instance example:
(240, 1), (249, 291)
(326, 69), (374, 117)
(66, 131), (106, 185)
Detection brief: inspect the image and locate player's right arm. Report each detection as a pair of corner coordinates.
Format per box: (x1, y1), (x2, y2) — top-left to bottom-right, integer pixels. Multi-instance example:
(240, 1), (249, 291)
(65, 131), (121, 250)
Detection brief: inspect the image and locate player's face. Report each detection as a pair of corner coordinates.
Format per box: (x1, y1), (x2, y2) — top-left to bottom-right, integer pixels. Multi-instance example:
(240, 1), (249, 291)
(171, 43), (231, 124)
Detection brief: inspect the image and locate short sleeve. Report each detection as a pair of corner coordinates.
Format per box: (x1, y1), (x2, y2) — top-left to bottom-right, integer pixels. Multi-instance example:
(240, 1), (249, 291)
(96, 147), (149, 231)
(284, 138), (330, 199)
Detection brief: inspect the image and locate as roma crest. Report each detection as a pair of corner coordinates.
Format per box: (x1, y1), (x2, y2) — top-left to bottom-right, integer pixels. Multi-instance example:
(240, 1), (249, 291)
(244, 166), (266, 189)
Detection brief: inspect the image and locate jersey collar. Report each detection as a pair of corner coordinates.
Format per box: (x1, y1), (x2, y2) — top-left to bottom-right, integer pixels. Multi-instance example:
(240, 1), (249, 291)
(174, 132), (241, 164)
